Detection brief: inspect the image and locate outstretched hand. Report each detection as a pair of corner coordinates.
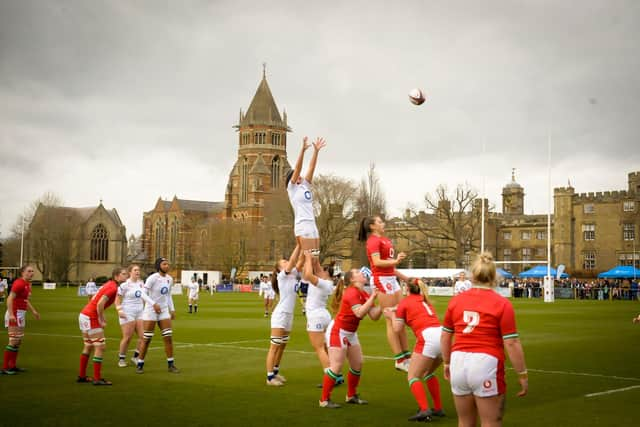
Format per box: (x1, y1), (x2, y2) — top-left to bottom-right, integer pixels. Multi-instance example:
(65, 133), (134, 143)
(313, 137), (326, 151)
(302, 136), (311, 150)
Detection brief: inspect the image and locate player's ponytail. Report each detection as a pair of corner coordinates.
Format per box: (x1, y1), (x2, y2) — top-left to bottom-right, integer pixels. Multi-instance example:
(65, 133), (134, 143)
(357, 216), (376, 242)
(331, 278), (344, 314)
(407, 278), (431, 305)
(471, 251), (497, 287)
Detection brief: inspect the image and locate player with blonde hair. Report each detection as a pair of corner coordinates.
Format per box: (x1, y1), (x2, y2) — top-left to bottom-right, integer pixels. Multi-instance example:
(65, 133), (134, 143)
(441, 252), (528, 427)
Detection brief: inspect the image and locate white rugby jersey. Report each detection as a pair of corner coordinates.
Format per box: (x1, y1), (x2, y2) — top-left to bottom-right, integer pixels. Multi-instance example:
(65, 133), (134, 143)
(188, 282), (199, 298)
(305, 278), (333, 312)
(454, 279), (472, 295)
(273, 268), (298, 314)
(117, 279), (151, 311)
(287, 179), (315, 225)
(144, 272), (175, 311)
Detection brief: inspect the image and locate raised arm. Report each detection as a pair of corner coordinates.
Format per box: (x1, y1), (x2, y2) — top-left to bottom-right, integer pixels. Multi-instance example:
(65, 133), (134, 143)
(304, 137), (326, 183)
(290, 137), (310, 185)
(285, 245), (301, 273)
(303, 251), (319, 286)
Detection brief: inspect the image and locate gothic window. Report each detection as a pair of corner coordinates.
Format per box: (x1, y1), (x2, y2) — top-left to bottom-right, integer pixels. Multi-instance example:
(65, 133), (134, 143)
(255, 132), (265, 144)
(242, 133), (250, 145)
(271, 133), (281, 146)
(271, 156), (280, 188)
(241, 157), (249, 203)
(154, 220), (164, 259)
(623, 201), (635, 212)
(170, 219), (178, 263)
(90, 224), (109, 261)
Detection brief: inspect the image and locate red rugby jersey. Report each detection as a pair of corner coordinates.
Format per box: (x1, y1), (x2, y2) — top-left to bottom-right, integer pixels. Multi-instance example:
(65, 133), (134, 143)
(366, 234), (396, 277)
(81, 280), (118, 317)
(395, 294), (441, 337)
(10, 278), (31, 311)
(442, 288), (518, 361)
(334, 286), (371, 332)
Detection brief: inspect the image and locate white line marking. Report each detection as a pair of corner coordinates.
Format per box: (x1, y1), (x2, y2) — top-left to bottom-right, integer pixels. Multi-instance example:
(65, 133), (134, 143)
(8, 331), (640, 382)
(585, 384), (640, 397)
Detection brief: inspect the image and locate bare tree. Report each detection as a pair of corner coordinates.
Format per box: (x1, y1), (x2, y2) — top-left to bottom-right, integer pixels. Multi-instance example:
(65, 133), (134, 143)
(312, 174), (358, 264)
(356, 162), (387, 217)
(397, 184), (484, 267)
(352, 163), (388, 267)
(24, 193), (79, 281)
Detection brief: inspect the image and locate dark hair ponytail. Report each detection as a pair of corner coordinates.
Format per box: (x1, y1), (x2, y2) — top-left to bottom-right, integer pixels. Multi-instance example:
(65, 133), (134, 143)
(272, 262), (280, 295)
(357, 216), (376, 242)
(407, 278), (431, 305)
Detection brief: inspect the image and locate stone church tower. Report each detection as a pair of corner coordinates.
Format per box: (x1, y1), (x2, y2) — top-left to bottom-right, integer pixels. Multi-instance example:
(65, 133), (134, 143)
(224, 69), (292, 221)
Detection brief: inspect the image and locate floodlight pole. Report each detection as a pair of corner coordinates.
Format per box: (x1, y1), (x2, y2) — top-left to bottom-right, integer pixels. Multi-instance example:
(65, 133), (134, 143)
(20, 216), (25, 267)
(481, 141), (486, 254)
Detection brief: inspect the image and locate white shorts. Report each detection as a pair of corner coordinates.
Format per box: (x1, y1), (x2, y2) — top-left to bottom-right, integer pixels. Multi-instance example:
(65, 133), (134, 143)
(271, 310), (294, 331)
(450, 351), (505, 397)
(415, 327), (442, 359)
(78, 313), (103, 335)
(263, 290), (276, 300)
(374, 275), (401, 295)
(188, 293), (199, 301)
(142, 308), (171, 322)
(4, 310), (26, 328)
(326, 320), (360, 349)
(118, 307), (143, 325)
(306, 309), (332, 332)
(294, 221), (319, 239)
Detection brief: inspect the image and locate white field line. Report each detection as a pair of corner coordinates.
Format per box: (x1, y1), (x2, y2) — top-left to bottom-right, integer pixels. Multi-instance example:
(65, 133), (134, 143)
(10, 332), (640, 383)
(585, 384), (640, 398)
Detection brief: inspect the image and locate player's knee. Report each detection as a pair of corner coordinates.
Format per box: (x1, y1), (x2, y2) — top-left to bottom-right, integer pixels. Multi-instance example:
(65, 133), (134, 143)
(143, 331), (154, 342)
(270, 336), (283, 346)
(161, 328), (172, 338)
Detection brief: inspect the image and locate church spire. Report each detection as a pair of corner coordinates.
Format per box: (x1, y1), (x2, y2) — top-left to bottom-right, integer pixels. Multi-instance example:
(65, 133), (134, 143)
(237, 67), (290, 130)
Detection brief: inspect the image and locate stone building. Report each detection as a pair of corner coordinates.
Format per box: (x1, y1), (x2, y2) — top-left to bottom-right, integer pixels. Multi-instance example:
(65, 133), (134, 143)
(26, 202), (127, 282)
(140, 70), (294, 278)
(553, 171), (639, 276)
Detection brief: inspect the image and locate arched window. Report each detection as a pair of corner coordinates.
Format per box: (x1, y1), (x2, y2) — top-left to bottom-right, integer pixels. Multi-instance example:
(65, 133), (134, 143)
(90, 224), (109, 261)
(154, 220), (164, 260)
(241, 157), (249, 203)
(170, 219), (178, 263)
(271, 156), (280, 188)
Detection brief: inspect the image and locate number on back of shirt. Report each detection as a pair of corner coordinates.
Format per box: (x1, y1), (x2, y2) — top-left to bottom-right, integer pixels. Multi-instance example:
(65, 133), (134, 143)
(422, 302), (434, 316)
(462, 310), (480, 333)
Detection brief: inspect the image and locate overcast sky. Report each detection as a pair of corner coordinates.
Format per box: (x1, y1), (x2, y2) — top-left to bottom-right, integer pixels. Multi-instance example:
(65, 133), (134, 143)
(1, 0), (639, 238)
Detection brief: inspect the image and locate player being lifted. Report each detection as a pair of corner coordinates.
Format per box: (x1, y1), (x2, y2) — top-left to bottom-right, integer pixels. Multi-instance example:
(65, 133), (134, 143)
(286, 136), (326, 275)
(358, 215), (412, 372)
(135, 257), (179, 374)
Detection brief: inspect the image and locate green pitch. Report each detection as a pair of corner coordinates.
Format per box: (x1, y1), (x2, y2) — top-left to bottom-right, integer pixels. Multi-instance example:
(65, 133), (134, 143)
(1, 289), (638, 426)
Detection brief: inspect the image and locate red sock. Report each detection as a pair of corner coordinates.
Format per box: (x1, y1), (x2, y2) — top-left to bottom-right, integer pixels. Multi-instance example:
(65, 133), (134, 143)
(347, 369), (361, 398)
(92, 357), (103, 381)
(321, 371), (337, 402)
(427, 376), (442, 410)
(3, 349), (11, 370)
(410, 379), (429, 411)
(9, 350), (18, 369)
(79, 353), (90, 378)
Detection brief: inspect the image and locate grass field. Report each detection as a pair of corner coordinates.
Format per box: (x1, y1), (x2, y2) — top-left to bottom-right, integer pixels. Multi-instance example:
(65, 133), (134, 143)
(1, 288), (639, 427)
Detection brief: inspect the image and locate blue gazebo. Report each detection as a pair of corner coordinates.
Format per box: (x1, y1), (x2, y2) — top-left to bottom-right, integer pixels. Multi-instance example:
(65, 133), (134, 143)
(496, 268), (513, 279)
(597, 265), (640, 279)
(518, 265), (568, 279)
